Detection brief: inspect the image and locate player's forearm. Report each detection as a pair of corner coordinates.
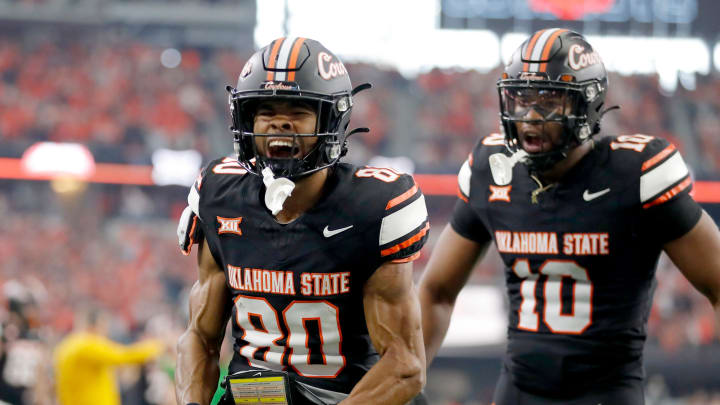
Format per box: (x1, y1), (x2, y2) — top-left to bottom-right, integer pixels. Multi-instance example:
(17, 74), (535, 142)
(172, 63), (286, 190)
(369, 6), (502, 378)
(340, 343), (425, 405)
(419, 287), (455, 366)
(175, 329), (221, 405)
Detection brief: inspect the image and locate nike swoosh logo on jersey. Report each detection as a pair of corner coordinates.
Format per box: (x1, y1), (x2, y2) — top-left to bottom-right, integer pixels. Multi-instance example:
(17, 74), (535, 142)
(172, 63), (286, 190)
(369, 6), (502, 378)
(323, 225), (354, 238)
(583, 188), (611, 201)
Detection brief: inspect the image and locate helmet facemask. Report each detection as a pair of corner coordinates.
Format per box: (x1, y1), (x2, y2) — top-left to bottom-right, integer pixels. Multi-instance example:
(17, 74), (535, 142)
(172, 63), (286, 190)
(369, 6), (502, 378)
(228, 87), (353, 180)
(498, 78), (603, 173)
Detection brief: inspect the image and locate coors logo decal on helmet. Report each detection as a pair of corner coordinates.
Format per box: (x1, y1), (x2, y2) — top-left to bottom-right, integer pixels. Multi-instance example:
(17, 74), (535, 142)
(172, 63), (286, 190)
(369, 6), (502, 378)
(568, 44), (602, 71)
(318, 52), (348, 80)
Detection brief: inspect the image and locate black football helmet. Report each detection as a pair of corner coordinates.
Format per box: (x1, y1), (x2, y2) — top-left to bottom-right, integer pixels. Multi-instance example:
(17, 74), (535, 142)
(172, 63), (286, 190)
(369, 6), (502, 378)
(227, 37), (370, 179)
(497, 29), (611, 172)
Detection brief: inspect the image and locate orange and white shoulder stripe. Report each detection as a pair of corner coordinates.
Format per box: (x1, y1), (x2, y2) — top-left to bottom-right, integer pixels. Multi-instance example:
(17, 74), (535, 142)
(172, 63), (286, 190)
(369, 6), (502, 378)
(640, 145), (691, 209)
(385, 183), (418, 210)
(379, 184), (428, 257)
(265, 37), (307, 81)
(522, 28), (568, 73)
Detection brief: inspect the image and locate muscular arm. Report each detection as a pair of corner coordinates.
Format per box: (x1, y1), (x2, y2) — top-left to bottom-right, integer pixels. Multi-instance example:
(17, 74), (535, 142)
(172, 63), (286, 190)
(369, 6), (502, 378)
(663, 210), (720, 330)
(175, 239), (232, 405)
(341, 261), (425, 405)
(418, 224), (490, 365)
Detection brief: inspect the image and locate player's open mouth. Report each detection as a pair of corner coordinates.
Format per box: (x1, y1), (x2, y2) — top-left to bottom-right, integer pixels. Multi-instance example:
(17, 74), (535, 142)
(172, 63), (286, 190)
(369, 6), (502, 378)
(520, 132), (549, 154)
(266, 138), (301, 159)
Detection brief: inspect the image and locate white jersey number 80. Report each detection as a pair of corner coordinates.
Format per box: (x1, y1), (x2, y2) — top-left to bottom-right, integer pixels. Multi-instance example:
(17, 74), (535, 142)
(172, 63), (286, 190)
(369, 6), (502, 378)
(233, 296), (345, 378)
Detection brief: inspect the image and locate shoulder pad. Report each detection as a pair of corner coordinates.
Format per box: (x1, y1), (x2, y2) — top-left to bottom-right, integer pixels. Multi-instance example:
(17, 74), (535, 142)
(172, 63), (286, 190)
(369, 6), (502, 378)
(376, 172), (429, 263)
(352, 167), (423, 214)
(207, 157), (249, 176)
(479, 133), (507, 148)
(458, 134), (508, 200)
(349, 166), (430, 263)
(607, 135), (692, 208)
(187, 157), (249, 216)
(179, 158), (228, 255)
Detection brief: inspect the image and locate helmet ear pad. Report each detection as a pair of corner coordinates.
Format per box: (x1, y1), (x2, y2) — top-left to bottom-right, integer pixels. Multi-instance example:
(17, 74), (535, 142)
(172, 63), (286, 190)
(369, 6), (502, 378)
(323, 138), (343, 162)
(316, 101), (353, 163)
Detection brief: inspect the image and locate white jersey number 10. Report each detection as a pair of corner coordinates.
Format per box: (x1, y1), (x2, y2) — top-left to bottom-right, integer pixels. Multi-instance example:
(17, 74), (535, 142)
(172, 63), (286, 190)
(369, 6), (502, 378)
(512, 259), (593, 334)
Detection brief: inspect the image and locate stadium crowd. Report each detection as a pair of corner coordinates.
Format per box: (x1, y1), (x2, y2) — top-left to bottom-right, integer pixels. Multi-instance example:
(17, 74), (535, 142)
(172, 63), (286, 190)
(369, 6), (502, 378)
(1, 37), (720, 404)
(2, 38), (720, 176)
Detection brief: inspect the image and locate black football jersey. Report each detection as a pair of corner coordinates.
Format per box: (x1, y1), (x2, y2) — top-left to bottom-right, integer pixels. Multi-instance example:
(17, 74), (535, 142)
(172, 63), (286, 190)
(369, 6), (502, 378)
(179, 158), (429, 394)
(451, 134), (702, 395)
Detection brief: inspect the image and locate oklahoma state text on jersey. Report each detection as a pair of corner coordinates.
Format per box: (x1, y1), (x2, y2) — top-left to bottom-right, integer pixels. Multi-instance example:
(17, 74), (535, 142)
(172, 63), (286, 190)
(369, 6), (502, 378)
(177, 159), (429, 394)
(451, 134), (701, 395)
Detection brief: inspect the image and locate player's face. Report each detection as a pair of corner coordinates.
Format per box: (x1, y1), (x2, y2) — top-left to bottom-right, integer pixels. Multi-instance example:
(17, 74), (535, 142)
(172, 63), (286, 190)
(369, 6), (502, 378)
(253, 100), (318, 159)
(506, 88), (572, 154)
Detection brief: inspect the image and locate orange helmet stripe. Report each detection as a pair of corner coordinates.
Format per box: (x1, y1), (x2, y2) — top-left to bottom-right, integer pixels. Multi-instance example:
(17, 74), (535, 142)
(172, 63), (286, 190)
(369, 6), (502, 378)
(539, 29), (568, 73)
(286, 37), (307, 82)
(266, 37), (285, 80)
(523, 29), (546, 71)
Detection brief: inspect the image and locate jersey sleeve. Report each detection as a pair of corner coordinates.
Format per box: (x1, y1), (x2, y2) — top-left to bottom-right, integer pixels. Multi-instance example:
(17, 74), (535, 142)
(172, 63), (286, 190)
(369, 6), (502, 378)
(177, 205), (203, 255)
(376, 174), (430, 264)
(450, 140), (493, 244)
(177, 163), (212, 255)
(637, 137), (701, 243)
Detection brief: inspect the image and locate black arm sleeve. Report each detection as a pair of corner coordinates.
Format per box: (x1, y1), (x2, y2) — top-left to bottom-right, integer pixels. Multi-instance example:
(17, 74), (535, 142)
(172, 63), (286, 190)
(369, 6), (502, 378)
(642, 192), (702, 245)
(449, 199), (492, 244)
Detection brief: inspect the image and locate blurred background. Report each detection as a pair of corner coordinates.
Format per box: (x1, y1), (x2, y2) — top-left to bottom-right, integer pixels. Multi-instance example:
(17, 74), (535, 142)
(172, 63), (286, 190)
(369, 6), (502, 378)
(1, 0), (720, 404)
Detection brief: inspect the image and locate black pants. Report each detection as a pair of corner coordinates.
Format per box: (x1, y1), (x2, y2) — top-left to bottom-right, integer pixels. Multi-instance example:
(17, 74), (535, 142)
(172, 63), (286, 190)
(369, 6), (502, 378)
(492, 365), (645, 405)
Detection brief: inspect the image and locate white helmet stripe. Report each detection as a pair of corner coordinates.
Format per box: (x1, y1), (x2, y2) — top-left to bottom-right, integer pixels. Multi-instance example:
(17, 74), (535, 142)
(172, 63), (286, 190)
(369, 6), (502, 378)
(273, 37), (297, 81)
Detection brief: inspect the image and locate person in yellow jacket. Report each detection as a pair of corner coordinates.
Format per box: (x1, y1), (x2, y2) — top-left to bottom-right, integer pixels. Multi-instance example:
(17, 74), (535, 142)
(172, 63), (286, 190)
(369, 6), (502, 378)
(53, 307), (164, 405)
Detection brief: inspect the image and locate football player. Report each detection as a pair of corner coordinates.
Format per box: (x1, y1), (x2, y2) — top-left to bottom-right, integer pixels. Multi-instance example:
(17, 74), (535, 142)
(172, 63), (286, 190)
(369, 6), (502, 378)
(0, 282), (45, 405)
(175, 38), (429, 405)
(419, 29), (720, 404)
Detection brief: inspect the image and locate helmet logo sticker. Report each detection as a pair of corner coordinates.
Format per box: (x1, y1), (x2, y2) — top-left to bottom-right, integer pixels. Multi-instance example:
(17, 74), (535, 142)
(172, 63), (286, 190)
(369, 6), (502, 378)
(261, 81), (294, 90)
(519, 72), (545, 80)
(239, 60), (252, 81)
(318, 52), (348, 80)
(568, 44), (601, 71)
